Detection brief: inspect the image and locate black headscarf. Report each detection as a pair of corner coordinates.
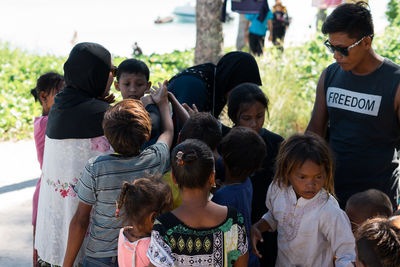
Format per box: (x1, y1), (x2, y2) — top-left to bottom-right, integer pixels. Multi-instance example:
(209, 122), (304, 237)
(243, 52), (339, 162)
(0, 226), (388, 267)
(46, 42), (112, 139)
(214, 51), (262, 117)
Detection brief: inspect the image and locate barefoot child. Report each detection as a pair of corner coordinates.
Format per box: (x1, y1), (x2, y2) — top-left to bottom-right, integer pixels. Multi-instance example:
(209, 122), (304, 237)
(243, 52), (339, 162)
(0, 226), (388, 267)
(148, 139), (249, 266)
(251, 133), (356, 266)
(116, 177), (173, 267)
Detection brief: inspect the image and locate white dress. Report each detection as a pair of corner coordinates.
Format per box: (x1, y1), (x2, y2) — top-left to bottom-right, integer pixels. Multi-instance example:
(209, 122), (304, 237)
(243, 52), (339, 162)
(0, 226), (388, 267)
(262, 182), (356, 267)
(35, 136), (112, 266)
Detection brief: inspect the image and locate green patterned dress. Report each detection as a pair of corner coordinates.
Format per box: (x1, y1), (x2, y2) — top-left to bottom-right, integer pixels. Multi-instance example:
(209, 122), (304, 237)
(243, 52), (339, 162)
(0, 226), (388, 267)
(147, 207), (248, 267)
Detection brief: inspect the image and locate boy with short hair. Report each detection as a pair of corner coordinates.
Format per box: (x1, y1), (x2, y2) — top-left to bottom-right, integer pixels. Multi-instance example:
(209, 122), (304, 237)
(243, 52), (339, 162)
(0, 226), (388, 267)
(355, 217), (400, 267)
(63, 82), (173, 267)
(345, 189), (393, 232)
(212, 126), (266, 267)
(114, 58), (151, 100)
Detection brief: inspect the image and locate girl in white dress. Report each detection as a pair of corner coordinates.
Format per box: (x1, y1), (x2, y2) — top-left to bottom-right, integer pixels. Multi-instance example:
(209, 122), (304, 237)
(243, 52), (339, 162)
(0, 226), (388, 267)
(251, 133), (356, 267)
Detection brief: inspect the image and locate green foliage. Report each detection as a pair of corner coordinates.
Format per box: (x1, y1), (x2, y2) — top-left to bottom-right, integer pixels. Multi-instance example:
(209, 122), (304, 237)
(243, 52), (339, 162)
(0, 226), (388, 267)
(1, 22), (400, 141)
(0, 47), (193, 140)
(386, 0), (400, 26)
(260, 33), (332, 137)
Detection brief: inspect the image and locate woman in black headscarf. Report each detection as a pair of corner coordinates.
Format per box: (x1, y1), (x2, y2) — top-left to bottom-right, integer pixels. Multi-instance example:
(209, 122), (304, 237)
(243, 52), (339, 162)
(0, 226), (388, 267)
(35, 42), (115, 266)
(168, 51), (262, 118)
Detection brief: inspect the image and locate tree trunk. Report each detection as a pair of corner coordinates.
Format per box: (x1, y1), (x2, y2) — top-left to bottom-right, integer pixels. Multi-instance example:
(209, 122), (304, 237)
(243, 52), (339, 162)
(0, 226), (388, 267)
(195, 0), (224, 65)
(236, 14), (247, 51)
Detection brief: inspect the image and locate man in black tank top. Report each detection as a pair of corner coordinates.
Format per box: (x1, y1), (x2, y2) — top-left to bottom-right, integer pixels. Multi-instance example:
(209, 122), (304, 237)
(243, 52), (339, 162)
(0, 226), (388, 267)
(306, 2), (400, 211)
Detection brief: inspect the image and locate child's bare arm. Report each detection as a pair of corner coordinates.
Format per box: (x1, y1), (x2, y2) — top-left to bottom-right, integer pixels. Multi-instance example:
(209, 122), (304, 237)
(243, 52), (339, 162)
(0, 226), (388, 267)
(233, 252), (249, 267)
(168, 91), (190, 124)
(151, 80), (174, 148)
(251, 218), (272, 258)
(62, 202), (92, 267)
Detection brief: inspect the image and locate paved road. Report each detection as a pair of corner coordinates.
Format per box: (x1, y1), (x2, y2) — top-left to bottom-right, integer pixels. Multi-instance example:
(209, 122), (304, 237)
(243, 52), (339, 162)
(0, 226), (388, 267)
(0, 140), (40, 267)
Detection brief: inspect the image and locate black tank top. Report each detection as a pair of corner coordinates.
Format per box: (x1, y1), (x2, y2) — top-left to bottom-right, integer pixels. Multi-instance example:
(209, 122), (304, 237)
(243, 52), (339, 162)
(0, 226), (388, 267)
(324, 58), (400, 207)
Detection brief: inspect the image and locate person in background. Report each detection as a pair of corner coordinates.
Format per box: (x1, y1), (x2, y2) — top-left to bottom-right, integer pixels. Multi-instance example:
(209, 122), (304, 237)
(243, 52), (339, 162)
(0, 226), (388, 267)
(306, 2), (400, 210)
(35, 42), (115, 267)
(245, 8), (274, 56)
(30, 72), (65, 266)
(271, 0), (290, 48)
(345, 189), (393, 232)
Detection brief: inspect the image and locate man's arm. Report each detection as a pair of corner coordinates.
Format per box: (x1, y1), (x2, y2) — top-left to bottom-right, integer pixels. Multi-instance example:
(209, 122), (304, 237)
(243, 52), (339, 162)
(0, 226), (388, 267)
(306, 69), (329, 137)
(62, 202), (92, 267)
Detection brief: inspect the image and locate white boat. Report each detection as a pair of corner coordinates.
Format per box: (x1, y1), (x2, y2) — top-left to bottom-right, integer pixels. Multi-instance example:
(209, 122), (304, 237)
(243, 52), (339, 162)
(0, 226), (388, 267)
(173, 2), (195, 23)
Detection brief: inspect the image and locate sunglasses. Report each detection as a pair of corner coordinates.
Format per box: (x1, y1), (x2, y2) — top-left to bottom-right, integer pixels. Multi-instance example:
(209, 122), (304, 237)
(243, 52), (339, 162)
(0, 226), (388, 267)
(110, 65), (118, 77)
(324, 35), (371, 57)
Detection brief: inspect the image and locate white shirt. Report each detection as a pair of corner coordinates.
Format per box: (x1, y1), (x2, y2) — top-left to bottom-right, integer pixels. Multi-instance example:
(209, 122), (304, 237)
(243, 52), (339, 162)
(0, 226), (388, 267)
(262, 182), (356, 267)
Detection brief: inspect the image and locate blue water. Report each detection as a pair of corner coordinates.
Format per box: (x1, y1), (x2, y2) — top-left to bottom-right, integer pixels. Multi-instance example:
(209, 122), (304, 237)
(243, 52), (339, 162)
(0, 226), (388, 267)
(0, 0), (388, 57)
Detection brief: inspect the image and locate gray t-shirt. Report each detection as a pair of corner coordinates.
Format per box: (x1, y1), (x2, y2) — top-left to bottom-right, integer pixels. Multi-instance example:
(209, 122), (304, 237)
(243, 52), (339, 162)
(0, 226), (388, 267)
(75, 141), (170, 258)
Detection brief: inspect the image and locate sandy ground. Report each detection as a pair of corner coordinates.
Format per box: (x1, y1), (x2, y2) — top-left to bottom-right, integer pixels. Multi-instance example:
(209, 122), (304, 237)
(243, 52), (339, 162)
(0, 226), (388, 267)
(0, 140), (40, 267)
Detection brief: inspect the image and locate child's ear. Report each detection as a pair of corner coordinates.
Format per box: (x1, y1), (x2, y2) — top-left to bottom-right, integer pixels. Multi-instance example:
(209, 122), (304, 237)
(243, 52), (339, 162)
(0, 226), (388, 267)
(146, 81), (152, 91)
(114, 81), (120, 92)
(149, 211), (158, 223)
(209, 170), (216, 187)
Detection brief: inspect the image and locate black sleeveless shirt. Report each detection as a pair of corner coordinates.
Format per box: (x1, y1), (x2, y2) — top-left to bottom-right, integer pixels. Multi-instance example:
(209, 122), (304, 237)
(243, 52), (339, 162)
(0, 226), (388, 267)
(324, 59), (400, 208)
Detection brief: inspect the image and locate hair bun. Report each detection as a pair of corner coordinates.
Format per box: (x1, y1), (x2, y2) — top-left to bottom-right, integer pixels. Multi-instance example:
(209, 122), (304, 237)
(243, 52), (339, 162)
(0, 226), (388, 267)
(31, 88), (38, 101)
(182, 149), (198, 163)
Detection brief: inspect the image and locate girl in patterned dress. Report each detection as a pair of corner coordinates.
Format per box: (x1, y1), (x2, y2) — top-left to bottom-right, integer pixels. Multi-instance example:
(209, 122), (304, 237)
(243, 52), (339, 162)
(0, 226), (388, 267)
(251, 133), (356, 267)
(117, 177), (173, 267)
(147, 139), (249, 267)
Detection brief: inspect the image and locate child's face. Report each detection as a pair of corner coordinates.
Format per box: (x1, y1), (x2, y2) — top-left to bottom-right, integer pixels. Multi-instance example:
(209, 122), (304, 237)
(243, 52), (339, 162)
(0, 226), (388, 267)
(40, 84), (64, 115)
(114, 72), (151, 100)
(236, 101), (265, 134)
(288, 160), (326, 199)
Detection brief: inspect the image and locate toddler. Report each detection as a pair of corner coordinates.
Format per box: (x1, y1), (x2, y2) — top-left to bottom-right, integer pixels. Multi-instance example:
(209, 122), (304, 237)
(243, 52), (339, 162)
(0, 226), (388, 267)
(117, 177), (173, 267)
(251, 133), (356, 266)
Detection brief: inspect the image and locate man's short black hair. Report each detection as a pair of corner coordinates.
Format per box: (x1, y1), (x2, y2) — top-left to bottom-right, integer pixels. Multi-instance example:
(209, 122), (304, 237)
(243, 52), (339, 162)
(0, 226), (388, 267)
(322, 2), (374, 40)
(116, 59), (150, 81)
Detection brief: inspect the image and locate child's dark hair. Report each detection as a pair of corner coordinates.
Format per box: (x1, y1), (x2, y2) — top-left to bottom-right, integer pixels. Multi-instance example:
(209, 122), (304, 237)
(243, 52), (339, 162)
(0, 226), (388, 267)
(116, 59), (150, 81)
(30, 72), (64, 103)
(179, 112), (222, 151)
(220, 127), (266, 180)
(355, 217), (400, 267)
(274, 133), (335, 196)
(103, 99), (151, 156)
(322, 2), (374, 40)
(346, 189), (393, 219)
(171, 139), (215, 189)
(116, 176), (173, 231)
(227, 82), (269, 124)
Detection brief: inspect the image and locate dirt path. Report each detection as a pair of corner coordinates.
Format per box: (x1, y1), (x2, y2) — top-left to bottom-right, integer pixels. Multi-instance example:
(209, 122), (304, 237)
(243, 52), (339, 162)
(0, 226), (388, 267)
(0, 140), (40, 266)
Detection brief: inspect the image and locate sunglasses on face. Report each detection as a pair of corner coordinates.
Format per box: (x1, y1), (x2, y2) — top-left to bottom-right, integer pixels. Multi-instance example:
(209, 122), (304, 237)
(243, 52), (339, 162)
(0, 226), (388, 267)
(110, 65), (118, 77)
(324, 35), (371, 57)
